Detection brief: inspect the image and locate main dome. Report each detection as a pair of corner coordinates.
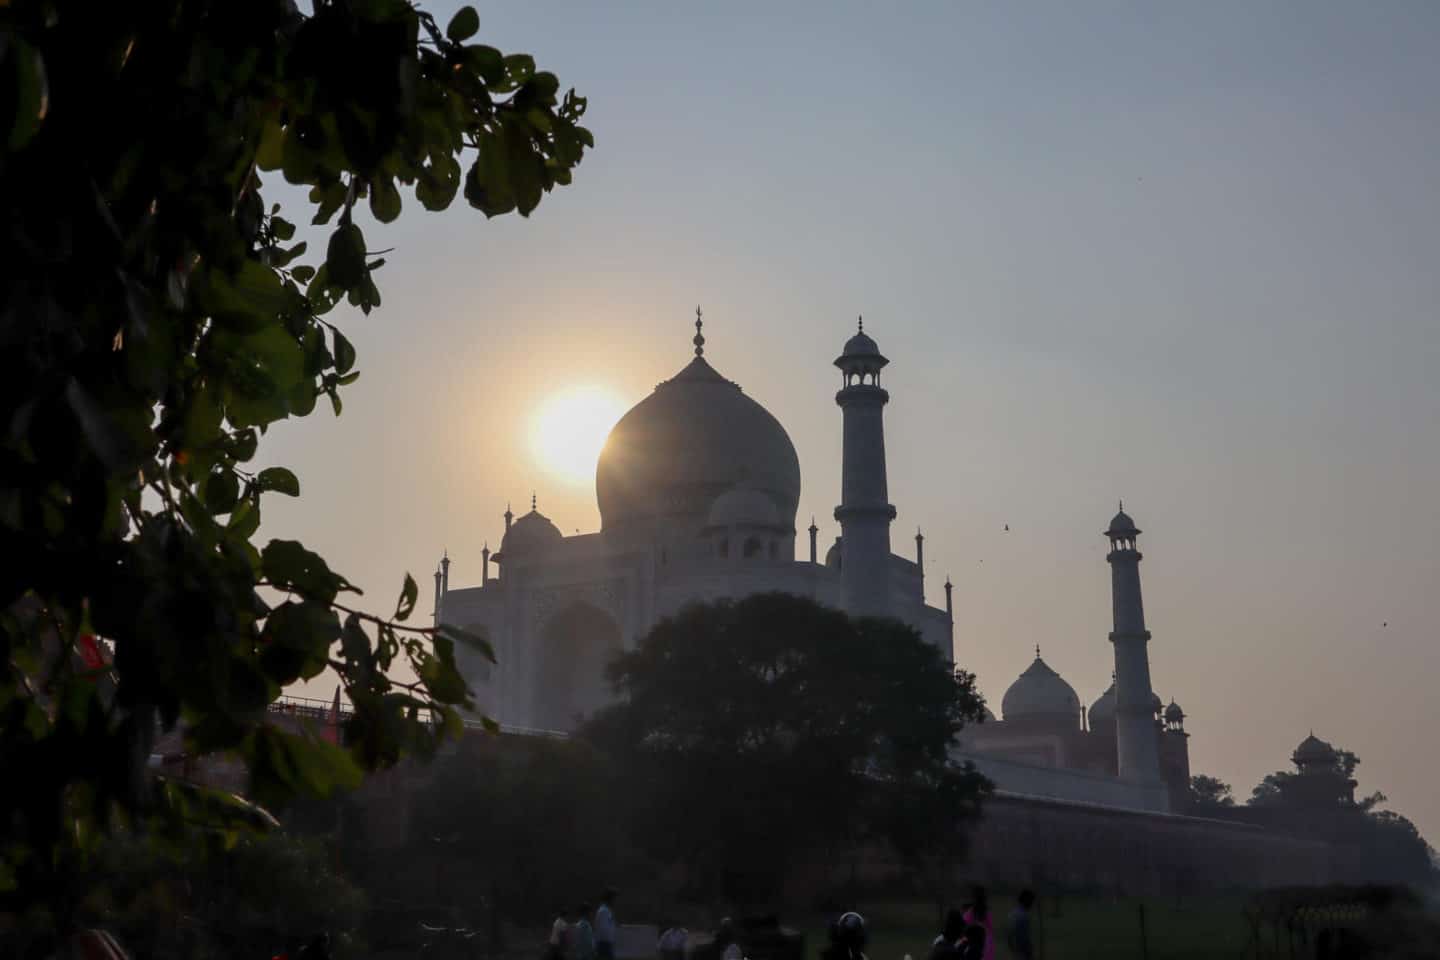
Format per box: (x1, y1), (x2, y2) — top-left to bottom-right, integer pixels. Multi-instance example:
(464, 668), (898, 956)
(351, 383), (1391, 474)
(596, 356), (801, 534)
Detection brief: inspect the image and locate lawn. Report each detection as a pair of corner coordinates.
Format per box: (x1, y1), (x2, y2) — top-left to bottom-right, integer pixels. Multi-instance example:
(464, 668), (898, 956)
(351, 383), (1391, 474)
(795, 893), (1254, 960)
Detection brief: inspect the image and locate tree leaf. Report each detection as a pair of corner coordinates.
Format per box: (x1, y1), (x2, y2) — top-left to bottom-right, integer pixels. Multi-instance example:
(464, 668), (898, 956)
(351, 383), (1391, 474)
(261, 540), (350, 604)
(326, 223), (368, 289)
(368, 176), (401, 223)
(394, 572), (417, 622)
(332, 329), (356, 375)
(446, 6), (480, 42)
(256, 466), (300, 497)
(205, 470), (241, 513)
(7, 38), (49, 151)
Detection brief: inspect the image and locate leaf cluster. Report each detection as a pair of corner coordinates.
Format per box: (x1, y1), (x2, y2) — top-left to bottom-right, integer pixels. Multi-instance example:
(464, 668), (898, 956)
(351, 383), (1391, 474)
(0, 0), (584, 921)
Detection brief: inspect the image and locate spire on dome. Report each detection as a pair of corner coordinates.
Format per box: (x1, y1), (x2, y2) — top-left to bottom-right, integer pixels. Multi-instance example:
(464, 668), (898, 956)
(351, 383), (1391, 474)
(531, 491), (537, 511)
(693, 305), (705, 357)
(1035, 644), (1042, 659)
(858, 315), (864, 333)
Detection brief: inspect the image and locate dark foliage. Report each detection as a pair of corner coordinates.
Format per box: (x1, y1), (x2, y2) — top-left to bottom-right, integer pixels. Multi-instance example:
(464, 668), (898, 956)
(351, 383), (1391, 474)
(582, 593), (990, 906)
(0, 0), (589, 926)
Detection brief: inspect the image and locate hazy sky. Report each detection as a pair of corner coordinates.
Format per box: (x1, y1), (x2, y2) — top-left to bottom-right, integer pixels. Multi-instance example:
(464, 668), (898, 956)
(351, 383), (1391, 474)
(263, 2), (1440, 839)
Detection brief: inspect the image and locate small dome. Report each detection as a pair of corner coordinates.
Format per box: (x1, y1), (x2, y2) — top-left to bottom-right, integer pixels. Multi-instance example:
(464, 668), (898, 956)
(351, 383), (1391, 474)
(707, 484), (782, 529)
(835, 319), (888, 371)
(1164, 699), (1185, 723)
(1106, 505), (1139, 537)
(1293, 733), (1336, 766)
(825, 536), (842, 570)
(842, 327), (880, 358)
(1088, 681), (1116, 726)
(1002, 653), (1081, 726)
(1151, 691), (1164, 716)
(499, 508), (562, 558)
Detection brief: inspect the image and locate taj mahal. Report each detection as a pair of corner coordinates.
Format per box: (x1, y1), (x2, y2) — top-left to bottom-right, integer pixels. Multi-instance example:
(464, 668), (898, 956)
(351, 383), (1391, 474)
(435, 312), (1191, 815)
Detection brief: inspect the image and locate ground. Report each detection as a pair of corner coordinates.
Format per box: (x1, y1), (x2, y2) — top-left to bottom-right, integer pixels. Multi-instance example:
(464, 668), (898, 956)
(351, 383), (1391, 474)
(796, 895), (1253, 960)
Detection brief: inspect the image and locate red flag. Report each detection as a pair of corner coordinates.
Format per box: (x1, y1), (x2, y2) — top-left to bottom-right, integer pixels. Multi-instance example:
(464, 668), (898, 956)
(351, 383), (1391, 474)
(322, 685), (341, 744)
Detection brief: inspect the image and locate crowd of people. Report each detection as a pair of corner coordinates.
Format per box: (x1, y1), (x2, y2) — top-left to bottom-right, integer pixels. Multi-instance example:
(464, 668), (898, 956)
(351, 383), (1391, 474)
(925, 888), (1037, 960)
(548, 890), (620, 960)
(544, 886), (1038, 960)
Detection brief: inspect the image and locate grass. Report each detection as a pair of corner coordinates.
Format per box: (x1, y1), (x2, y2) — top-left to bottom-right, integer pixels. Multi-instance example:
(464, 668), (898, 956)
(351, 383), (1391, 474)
(794, 893), (1255, 960)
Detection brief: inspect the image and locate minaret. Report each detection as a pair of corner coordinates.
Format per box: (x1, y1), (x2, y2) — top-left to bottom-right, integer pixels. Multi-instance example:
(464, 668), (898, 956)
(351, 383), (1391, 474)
(943, 575), (954, 659)
(834, 317), (896, 617)
(808, 517), (818, 564)
(1106, 502), (1163, 787)
(481, 543), (491, 586)
(915, 527), (924, 575)
(504, 503), (513, 533)
(432, 565), (442, 625)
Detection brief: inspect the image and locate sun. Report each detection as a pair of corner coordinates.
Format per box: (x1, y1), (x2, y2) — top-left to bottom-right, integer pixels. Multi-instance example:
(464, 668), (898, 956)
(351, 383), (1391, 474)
(531, 386), (627, 486)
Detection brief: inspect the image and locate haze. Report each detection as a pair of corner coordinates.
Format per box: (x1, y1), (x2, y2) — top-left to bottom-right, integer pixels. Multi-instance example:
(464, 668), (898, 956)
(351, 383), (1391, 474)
(259, 2), (1440, 841)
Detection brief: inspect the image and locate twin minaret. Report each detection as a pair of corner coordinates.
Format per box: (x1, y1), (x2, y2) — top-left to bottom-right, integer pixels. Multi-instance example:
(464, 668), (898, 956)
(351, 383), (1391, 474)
(834, 319), (897, 617)
(1106, 505), (1163, 786)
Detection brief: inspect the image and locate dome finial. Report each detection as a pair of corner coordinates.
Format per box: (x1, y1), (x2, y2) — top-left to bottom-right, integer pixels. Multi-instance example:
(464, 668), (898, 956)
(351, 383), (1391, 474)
(1119, 498), (1124, 512)
(531, 491), (537, 511)
(1035, 643), (1041, 660)
(693, 305), (705, 357)
(857, 315), (863, 333)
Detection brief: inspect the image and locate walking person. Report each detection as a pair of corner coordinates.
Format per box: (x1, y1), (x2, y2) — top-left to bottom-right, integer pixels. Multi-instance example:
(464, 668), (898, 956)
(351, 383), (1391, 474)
(658, 923), (688, 960)
(929, 910), (966, 960)
(960, 888), (993, 960)
(548, 907), (573, 960)
(1006, 890), (1036, 960)
(595, 889), (619, 960)
(820, 911), (867, 960)
(573, 903), (597, 960)
(715, 917), (744, 960)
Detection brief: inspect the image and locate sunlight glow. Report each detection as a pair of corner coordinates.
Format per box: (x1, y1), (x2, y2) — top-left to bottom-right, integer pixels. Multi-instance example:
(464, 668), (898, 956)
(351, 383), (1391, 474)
(530, 386), (627, 486)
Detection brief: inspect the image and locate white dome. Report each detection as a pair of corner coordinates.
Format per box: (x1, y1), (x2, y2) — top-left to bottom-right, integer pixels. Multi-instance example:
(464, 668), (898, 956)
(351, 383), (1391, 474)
(596, 356), (799, 534)
(1001, 654), (1081, 727)
(707, 485), (782, 529)
(498, 509), (562, 559)
(1088, 681), (1116, 726)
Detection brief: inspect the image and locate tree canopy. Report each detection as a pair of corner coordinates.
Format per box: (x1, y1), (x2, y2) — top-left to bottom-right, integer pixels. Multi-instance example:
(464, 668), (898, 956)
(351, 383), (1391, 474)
(1187, 774), (1236, 811)
(1246, 744), (1434, 887)
(581, 593), (990, 905)
(0, 0), (589, 924)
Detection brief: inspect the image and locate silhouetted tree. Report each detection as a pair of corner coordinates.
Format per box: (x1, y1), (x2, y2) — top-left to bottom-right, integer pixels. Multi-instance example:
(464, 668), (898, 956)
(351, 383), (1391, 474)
(582, 593), (989, 906)
(1, 0), (589, 934)
(1188, 774), (1235, 811)
(1247, 744), (1435, 887)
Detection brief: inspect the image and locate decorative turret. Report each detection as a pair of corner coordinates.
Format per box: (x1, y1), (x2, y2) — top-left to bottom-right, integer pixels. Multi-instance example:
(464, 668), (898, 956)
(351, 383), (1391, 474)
(834, 317), (896, 617)
(808, 517), (818, 564)
(1106, 501), (1163, 790)
(1164, 699), (1186, 732)
(481, 543), (491, 586)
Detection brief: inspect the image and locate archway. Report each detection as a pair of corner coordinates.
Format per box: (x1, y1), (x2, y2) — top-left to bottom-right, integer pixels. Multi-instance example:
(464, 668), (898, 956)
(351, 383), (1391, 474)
(534, 602), (623, 732)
